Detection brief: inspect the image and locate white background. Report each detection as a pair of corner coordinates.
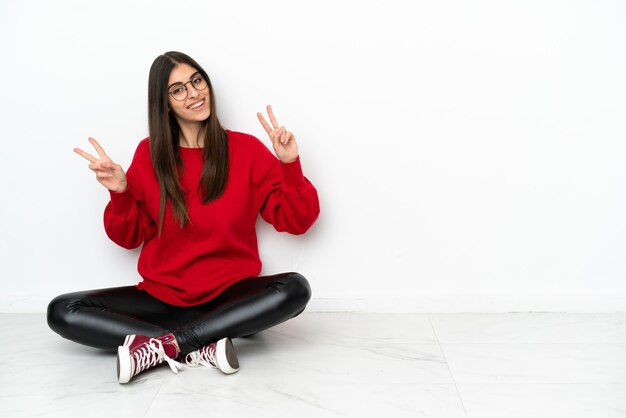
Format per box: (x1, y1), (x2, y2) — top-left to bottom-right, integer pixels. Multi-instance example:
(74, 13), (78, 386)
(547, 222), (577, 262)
(0, 0), (624, 312)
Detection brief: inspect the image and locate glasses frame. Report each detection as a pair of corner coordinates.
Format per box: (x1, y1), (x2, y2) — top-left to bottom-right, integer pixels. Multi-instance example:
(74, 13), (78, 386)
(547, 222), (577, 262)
(168, 73), (208, 101)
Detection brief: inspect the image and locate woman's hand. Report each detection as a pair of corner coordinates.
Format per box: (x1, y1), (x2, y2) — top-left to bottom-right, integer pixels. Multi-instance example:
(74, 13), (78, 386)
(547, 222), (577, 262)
(257, 105), (299, 163)
(74, 137), (128, 193)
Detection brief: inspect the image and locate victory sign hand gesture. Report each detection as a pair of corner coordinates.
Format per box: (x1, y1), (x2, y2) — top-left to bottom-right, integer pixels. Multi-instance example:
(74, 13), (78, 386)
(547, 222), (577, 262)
(257, 105), (298, 163)
(74, 137), (128, 193)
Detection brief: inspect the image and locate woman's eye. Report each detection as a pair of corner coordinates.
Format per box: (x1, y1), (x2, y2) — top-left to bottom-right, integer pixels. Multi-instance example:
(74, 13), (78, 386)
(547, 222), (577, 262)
(192, 77), (203, 85)
(171, 87), (184, 95)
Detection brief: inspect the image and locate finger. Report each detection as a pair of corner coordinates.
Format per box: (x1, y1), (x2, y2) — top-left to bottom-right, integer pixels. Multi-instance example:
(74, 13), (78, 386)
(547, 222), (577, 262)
(74, 147), (98, 163)
(88, 137), (110, 160)
(269, 128), (281, 149)
(280, 126), (287, 144)
(257, 112), (273, 135)
(276, 127), (284, 144)
(89, 162), (107, 172)
(89, 160), (115, 173)
(267, 105), (279, 129)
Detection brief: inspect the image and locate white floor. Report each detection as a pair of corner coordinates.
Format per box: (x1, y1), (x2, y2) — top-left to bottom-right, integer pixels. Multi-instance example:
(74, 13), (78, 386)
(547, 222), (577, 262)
(1, 312), (626, 418)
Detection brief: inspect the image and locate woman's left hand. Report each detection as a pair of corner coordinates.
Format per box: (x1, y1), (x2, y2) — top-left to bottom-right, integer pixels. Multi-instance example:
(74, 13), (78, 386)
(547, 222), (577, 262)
(257, 105), (299, 163)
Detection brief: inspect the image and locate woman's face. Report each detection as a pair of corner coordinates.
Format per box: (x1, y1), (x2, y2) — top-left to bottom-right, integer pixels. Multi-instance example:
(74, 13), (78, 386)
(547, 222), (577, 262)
(167, 63), (211, 124)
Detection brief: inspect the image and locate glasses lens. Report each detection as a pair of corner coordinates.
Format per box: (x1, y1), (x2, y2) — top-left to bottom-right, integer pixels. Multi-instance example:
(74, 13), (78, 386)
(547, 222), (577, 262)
(170, 85), (187, 101)
(191, 75), (207, 91)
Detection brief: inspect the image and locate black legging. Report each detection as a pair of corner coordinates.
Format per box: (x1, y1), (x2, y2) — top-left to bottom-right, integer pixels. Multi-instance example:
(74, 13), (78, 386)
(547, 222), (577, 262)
(47, 272), (311, 355)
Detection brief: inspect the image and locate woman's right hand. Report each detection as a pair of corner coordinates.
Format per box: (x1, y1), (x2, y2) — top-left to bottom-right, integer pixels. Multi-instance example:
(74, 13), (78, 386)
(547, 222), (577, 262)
(74, 137), (128, 193)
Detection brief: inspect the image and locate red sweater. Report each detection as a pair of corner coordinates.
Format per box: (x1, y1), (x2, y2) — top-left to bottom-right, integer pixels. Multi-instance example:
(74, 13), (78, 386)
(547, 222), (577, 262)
(104, 129), (320, 306)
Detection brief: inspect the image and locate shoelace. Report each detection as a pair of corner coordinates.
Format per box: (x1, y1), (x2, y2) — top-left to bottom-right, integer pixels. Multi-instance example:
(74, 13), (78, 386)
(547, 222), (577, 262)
(184, 344), (217, 369)
(131, 338), (184, 376)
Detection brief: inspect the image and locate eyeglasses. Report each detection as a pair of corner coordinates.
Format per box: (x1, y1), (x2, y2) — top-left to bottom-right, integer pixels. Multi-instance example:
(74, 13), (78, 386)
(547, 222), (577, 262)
(168, 73), (208, 101)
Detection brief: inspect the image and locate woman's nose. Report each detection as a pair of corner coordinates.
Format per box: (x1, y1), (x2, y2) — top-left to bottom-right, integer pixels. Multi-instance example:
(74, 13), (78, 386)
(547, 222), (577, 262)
(187, 85), (200, 98)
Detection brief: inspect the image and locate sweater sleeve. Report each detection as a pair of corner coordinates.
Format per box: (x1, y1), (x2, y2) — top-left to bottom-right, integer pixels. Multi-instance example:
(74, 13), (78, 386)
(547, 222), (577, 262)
(103, 141), (157, 249)
(256, 149), (320, 235)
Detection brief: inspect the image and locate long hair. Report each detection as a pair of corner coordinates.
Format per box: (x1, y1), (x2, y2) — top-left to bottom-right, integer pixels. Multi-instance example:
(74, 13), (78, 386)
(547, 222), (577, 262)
(148, 51), (229, 237)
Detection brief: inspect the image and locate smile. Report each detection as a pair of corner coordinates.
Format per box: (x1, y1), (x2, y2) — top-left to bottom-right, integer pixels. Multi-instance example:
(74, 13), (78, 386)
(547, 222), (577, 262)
(187, 100), (205, 111)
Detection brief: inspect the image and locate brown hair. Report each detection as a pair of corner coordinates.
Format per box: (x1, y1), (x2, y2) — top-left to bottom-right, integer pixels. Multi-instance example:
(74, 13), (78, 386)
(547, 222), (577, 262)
(148, 51), (229, 236)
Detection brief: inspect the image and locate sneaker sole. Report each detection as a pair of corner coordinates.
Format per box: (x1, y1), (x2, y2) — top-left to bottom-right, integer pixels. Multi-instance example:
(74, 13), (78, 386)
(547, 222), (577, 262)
(117, 334), (135, 384)
(216, 337), (239, 374)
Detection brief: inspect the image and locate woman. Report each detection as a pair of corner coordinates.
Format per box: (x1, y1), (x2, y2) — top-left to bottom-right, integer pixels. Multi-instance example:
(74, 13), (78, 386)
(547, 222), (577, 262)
(47, 51), (320, 384)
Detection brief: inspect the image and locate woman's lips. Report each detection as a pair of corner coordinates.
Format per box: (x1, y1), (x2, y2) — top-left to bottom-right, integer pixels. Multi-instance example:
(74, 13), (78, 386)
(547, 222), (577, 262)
(187, 100), (205, 111)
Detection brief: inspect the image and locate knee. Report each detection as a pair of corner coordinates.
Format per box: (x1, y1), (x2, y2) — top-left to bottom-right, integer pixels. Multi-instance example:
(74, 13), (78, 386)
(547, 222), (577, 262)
(46, 293), (81, 337)
(279, 272), (312, 311)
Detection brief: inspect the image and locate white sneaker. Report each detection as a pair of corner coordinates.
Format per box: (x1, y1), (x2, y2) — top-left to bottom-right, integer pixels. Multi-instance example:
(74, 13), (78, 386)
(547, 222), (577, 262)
(184, 337), (239, 374)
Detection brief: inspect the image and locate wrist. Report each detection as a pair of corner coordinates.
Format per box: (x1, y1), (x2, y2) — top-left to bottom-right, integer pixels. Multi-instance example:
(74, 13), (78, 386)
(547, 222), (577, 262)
(112, 184), (128, 193)
(280, 156), (298, 164)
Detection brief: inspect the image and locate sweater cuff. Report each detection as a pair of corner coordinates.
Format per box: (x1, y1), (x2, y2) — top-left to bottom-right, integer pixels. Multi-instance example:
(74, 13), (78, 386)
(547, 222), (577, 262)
(108, 188), (136, 214)
(281, 156), (307, 189)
